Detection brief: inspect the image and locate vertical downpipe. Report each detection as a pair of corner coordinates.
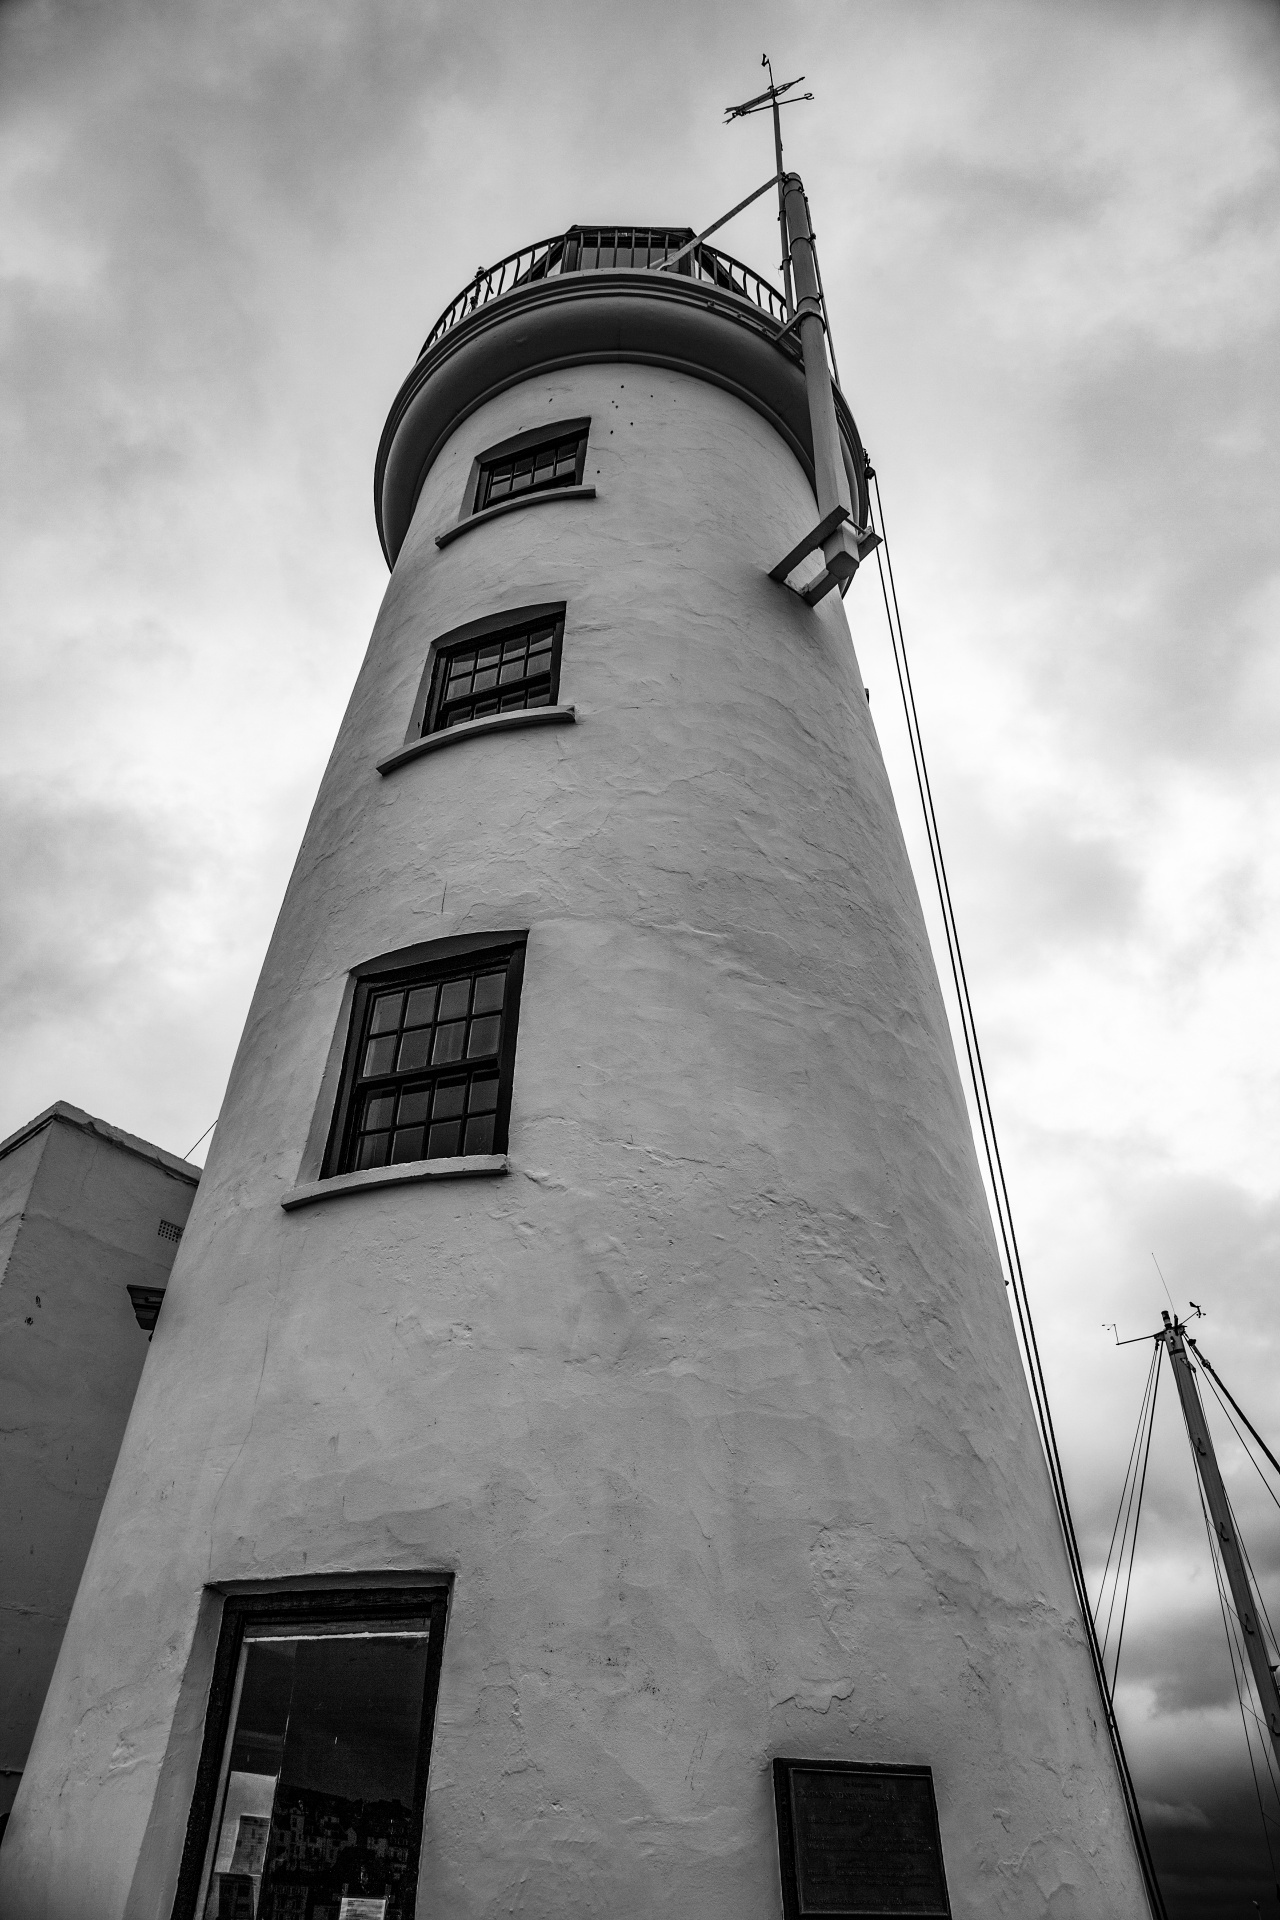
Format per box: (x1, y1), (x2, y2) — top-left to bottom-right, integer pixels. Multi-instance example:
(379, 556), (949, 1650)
(781, 172), (860, 583)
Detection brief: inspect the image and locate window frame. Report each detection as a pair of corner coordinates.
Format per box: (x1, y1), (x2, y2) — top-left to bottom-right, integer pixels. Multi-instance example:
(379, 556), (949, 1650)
(170, 1580), (451, 1920)
(321, 932), (527, 1180)
(461, 418), (590, 520)
(402, 604), (566, 747)
(772, 1757), (951, 1920)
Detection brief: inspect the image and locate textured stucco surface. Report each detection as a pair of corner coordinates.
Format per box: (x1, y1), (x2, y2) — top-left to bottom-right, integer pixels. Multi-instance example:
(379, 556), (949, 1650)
(1, 362), (1150, 1918)
(0, 1111), (197, 1832)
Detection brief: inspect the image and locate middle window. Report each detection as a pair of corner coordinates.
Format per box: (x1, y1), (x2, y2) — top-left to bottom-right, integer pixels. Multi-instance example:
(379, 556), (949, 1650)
(423, 610), (564, 735)
(328, 940), (526, 1174)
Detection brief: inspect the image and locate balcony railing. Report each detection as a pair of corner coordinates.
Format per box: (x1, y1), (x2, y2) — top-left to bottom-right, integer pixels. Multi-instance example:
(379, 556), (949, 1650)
(420, 226), (790, 357)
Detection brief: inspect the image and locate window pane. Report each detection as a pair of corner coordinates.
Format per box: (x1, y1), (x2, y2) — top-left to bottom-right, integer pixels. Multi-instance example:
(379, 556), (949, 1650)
(430, 1023), (465, 1065)
(437, 979), (470, 1021)
(431, 1080), (466, 1120)
(427, 1119), (462, 1158)
(357, 1133), (391, 1170)
(471, 972), (506, 1015)
(468, 1074), (499, 1113)
(369, 993), (403, 1037)
(363, 1035), (397, 1077)
(396, 1030), (431, 1074)
(397, 1088), (430, 1126)
(363, 1094), (396, 1132)
(404, 986), (438, 1029)
(261, 1636), (430, 1920)
(202, 1640), (294, 1918)
(467, 1014), (501, 1058)
(499, 657), (527, 684)
(391, 1127), (424, 1163)
(464, 1112), (496, 1155)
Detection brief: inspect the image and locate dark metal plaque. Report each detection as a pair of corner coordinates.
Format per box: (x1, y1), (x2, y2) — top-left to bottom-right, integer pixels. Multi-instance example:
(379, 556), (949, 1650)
(773, 1760), (951, 1919)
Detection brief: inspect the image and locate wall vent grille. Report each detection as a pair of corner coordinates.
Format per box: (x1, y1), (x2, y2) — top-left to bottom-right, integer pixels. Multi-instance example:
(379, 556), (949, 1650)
(158, 1219), (183, 1243)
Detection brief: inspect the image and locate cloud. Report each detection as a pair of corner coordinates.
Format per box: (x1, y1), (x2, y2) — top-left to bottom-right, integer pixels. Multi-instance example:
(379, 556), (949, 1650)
(2, 1), (1279, 1909)
(0, 785), (194, 1020)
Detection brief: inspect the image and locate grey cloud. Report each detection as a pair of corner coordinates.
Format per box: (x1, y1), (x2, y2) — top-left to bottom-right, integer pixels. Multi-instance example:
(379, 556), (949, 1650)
(0, 786), (198, 1021)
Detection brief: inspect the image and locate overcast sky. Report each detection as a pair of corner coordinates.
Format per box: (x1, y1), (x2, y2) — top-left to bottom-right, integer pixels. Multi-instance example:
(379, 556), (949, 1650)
(3, 0), (1279, 1910)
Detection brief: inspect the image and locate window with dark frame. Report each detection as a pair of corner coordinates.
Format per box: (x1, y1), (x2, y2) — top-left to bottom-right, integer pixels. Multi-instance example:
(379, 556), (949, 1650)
(772, 1758), (951, 1920)
(476, 427), (587, 512)
(325, 938), (525, 1177)
(172, 1585), (448, 1920)
(423, 612), (563, 736)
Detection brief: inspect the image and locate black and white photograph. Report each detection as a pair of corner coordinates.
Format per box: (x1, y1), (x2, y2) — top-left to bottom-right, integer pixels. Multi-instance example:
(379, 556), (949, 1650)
(1, 4), (1277, 1916)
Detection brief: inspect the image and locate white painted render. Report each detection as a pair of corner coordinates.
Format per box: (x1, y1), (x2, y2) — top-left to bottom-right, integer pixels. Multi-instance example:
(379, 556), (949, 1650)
(0, 359), (1151, 1917)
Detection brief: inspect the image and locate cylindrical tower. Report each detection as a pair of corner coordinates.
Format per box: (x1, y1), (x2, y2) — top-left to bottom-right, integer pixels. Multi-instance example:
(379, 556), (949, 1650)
(0, 226), (1153, 1919)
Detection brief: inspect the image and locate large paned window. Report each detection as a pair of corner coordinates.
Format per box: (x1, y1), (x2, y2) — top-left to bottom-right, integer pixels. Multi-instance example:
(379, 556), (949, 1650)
(772, 1759), (951, 1920)
(325, 937), (526, 1176)
(174, 1585), (449, 1920)
(423, 611), (563, 735)
(476, 428), (587, 512)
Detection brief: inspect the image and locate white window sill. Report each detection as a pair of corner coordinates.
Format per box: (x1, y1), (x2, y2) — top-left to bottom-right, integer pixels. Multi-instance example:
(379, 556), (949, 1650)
(281, 1155), (509, 1211)
(378, 704), (575, 776)
(435, 484), (596, 549)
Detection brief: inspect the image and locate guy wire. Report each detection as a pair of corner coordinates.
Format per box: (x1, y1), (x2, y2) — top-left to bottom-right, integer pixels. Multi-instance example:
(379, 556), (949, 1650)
(867, 462), (1167, 1918)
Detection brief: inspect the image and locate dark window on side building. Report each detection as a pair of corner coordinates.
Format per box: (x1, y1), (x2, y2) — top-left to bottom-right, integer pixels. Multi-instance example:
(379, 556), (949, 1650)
(172, 1584), (449, 1920)
(324, 936), (526, 1175)
(773, 1759), (951, 1920)
(423, 611), (563, 735)
(476, 427), (587, 512)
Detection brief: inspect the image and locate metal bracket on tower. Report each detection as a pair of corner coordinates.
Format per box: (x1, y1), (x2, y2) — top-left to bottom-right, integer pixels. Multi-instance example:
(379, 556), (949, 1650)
(769, 506), (880, 605)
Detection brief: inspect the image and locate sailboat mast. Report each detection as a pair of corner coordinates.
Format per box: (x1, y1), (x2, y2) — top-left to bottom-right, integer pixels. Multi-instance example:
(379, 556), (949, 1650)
(1161, 1311), (1280, 1773)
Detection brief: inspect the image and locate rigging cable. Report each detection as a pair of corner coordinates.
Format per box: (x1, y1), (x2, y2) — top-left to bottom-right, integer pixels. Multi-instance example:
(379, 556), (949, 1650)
(1107, 1347), (1161, 1696)
(1096, 1343), (1160, 1658)
(1200, 1369), (1280, 1520)
(866, 466), (1167, 1918)
(1190, 1336), (1280, 1493)
(1189, 1445), (1280, 1881)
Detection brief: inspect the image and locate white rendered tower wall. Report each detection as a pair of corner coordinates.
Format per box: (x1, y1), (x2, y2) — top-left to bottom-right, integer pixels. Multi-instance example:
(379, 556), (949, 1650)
(0, 236), (1153, 1918)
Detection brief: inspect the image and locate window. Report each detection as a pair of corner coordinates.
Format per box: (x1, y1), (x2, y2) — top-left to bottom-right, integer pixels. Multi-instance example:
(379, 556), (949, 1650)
(174, 1585), (448, 1920)
(476, 428), (587, 512)
(772, 1759), (950, 1920)
(324, 937), (526, 1177)
(423, 611), (563, 736)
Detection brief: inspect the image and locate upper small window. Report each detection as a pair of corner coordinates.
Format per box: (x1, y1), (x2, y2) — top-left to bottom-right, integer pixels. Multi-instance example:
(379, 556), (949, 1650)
(477, 427), (587, 513)
(325, 938), (526, 1176)
(423, 611), (563, 736)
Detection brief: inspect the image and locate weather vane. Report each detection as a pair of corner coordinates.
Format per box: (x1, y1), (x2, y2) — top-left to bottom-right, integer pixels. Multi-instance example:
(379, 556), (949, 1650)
(725, 55), (813, 313)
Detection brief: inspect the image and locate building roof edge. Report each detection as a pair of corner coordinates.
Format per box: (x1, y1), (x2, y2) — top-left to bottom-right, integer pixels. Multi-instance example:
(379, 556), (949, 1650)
(0, 1101), (202, 1185)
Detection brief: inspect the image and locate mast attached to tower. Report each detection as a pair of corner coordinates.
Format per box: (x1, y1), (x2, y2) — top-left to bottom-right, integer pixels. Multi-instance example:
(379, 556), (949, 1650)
(1161, 1311), (1280, 1774)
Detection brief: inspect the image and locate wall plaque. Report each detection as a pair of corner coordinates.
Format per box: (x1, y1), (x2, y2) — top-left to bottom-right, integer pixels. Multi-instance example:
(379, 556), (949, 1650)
(773, 1759), (951, 1919)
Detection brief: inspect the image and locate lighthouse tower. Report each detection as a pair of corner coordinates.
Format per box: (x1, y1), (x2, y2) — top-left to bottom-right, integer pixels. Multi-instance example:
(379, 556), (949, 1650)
(0, 214), (1155, 1919)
